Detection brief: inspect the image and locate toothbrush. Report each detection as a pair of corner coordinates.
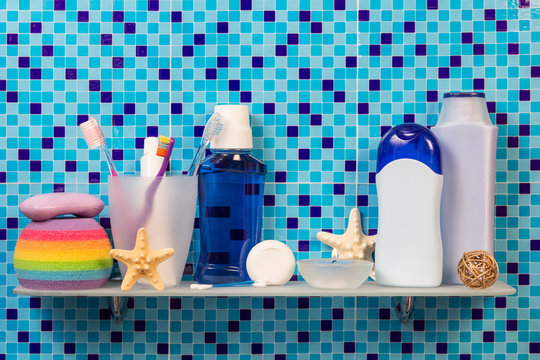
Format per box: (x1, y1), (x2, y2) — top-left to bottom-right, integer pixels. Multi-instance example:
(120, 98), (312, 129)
(156, 135), (175, 177)
(187, 112), (223, 176)
(190, 281), (267, 290)
(135, 135), (175, 227)
(79, 117), (118, 176)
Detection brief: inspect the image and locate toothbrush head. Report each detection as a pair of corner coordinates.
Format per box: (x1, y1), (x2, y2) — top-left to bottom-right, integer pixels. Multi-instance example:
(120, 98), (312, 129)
(156, 136), (173, 157)
(79, 117), (106, 149)
(202, 112), (224, 143)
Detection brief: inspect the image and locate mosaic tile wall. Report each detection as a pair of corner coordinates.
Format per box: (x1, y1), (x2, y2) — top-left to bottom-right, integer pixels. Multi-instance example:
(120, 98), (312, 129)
(0, 0), (539, 358)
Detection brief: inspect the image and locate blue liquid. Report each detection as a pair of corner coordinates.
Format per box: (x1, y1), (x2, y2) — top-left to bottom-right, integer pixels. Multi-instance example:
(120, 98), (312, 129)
(195, 150), (266, 284)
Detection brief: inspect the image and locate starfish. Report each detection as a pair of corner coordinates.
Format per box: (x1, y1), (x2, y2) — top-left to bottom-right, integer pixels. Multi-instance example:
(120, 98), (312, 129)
(110, 228), (175, 291)
(317, 208), (376, 275)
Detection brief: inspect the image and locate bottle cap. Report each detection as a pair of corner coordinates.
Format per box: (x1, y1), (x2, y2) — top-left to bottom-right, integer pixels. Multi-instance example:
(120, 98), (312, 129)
(437, 92), (493, 126)
(143, 137), (159, 155)
(377, 124), (442, 175)
(210, 105), (253, 149)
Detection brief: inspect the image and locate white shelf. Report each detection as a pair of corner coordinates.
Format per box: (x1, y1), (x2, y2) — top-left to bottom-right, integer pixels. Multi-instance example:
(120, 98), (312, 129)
(13, 280), (515, 298)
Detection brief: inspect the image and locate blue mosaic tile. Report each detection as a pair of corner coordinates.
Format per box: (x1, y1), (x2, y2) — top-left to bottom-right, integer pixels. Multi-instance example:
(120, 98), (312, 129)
(0, 0), (538, 358)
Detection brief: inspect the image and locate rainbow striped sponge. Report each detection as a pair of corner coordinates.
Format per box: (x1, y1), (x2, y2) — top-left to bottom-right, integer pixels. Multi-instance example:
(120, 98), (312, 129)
(14, 194), (112, 290)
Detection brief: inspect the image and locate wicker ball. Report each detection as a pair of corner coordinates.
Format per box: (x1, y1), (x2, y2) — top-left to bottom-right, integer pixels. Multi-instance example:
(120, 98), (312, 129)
(457, 250), (499, 289)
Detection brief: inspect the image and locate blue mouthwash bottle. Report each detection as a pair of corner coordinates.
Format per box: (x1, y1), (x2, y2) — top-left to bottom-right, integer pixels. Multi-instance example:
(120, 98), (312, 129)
(195, 105), (267, 284)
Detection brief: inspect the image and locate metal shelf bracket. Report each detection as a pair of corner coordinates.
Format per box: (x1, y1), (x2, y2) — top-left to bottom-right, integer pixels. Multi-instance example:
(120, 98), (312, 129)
(392, 296), (416, 323)
(109, 296), (129, 323)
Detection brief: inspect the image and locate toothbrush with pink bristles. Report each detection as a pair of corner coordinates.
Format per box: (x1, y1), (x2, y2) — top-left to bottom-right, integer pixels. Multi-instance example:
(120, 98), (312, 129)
(79, 117), (118, 176)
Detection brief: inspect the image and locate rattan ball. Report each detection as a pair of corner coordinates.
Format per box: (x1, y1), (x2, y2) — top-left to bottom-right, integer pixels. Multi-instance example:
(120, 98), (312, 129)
(457, 250), (499, 289)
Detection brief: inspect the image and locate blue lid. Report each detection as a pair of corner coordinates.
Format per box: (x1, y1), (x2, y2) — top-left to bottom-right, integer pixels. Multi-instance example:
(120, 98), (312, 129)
(376, 124), (442, 174)
(443, 92), (485, 98)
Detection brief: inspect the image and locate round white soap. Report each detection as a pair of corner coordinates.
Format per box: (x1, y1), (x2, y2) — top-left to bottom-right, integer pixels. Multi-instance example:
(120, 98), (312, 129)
(246, 240), (295, 286)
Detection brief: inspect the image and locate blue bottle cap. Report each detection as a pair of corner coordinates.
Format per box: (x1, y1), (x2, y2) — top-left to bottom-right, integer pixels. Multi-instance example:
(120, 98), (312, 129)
(376, 124), (442, 175)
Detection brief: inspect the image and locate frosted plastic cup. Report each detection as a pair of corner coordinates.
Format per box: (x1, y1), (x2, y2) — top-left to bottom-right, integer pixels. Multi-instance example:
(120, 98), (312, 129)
(108, 175), (198, 287)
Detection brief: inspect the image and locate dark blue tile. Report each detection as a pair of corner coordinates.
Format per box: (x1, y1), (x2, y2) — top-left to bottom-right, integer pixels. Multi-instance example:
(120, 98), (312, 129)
(264, 11), (275, 21)
(334, 0), (346, 10)
(31, 22), (42, 33)
(65, 68), (77, 79)
(240, 0), (252, 10)
(485, 9), (496, 20)
(101, 34), (113, 45)
(404, 21), (415, 33)
(148, 0), (159, 11)
(310, 206), (321, 218)
(113, 11), (124, 22)
(287, 33), (299, 45)
(297, 332), (309, 343)
(357, 195), (368, 206)
(298, 149), (309, 160)
(217, 22), (228, 33)
(18, 331), (29, 343)
(263, 195), (275, 206)
(496, 20), (507, 31)
(251, 343), (263, 354)
(344, 342), (355, 353)
(205, 333), (216, 343)
(89, 80), (100, 91)
(299, 11), (310, 22)
(206, 68), (217, 79)
(252, 56), (264, 68)
(159, 69), (170, 80)
(427, 0), (438, 9)
(78, 11), (89, 22)
(240, 309), (251, 320)
(216, 344), (228, 355)
(54, 0), (65, 10)
(122, 103), (135, 115)
(287, 126), (298, 137)
(18, 57), (30, 68)
(7, 34), (18, 44)
(436, 343), (448, 354)
(240, 91), (251, 103)
(42, 45), (54, 56)
(311, 22), (322, 33)
(358, 103), (369, 114)
(64, 343), (76, 354)
(124, 23), (136, 34)
(217, 56), (228, 67)
(286, 218), (298, 229)
(157, 344), (168, 355)
(263, 103), (275, 114)
(30, 68), (41, 79)
(172, 11), (182, 22)
(299, 68), (310, 79)
(30, 103), (42, 114)
(462, 32), (473, 44)
(194, 34), (205, 45)
(136, 46), (147, 56)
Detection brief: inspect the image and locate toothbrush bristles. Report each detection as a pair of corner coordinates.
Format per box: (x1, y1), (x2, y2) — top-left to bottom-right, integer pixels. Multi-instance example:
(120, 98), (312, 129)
(202, 113), (224, 142)
(157, 136), (171, 157)
(79, 117), (106, 149)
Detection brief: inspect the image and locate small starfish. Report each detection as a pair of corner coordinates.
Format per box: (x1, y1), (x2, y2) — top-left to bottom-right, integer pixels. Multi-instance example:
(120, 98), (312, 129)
(317, 208), (376, 276)
(110, 228), (175, 291)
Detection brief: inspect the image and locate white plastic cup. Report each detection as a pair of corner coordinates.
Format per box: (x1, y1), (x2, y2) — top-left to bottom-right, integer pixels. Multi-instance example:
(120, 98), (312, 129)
(108, 175), (198, 287)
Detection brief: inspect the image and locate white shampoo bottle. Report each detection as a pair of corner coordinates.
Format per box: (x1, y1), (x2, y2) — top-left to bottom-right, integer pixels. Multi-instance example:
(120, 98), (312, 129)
(375, 124), (443, 287)
(431, 92), (498, 284)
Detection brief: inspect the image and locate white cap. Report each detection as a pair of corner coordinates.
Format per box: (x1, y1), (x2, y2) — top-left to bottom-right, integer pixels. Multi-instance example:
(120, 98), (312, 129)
(437, 93), (493, 126)
(210, 105), (253, 149)
(143, 137), (159, 155)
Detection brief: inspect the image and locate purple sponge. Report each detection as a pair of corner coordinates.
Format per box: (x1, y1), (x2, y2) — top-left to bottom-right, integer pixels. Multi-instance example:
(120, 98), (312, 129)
(20, 193), (105, 221)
